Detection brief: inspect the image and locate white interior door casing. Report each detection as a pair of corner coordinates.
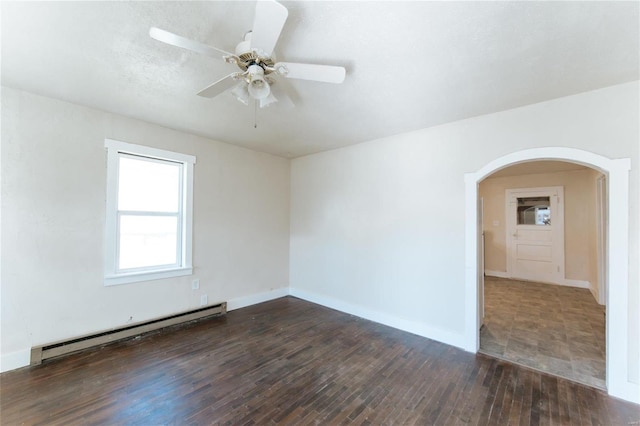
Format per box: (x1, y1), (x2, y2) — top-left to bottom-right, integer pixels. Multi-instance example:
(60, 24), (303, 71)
(506, 186), (565, 284)
(478, 197), (484, 328)
(595, 175), (607, 305)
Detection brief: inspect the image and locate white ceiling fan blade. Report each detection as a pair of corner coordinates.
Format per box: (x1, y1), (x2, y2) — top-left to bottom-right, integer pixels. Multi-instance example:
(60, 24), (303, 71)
(275, 62), (346, 84)
(249, 0), (288, 56)
(150, 27), (234, 59)
(197, 74), (238, 98)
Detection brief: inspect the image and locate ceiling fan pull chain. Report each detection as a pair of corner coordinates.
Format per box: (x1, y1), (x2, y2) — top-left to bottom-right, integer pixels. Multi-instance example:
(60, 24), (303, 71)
(254, 100), (258, 129)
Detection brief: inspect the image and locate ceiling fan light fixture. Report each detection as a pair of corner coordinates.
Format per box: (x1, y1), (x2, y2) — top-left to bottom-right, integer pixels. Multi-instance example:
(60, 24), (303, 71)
(231, 83), (250, 105)
(260, 91), (278, 108)
(248, 78), (270, 99)
(247, 64), (271, 99)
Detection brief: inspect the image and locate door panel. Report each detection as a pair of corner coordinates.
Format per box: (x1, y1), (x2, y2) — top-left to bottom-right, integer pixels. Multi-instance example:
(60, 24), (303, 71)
(516, 244), (552, 259)
(515, 259), (556, 275)
(516, 229), (552, 241)
(507, 187), (564, 284)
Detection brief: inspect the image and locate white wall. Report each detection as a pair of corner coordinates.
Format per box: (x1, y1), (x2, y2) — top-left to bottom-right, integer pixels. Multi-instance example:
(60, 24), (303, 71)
(290, 81), (639, 387)
(0, 87), (291, 371)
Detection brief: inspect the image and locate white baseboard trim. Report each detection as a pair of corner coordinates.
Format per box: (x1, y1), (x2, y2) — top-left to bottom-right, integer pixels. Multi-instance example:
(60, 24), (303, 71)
(0, 349), (31, 373)
(609, 380), (640, 405)
(587, 283), (603, 304)
(484, 270), (509, 278)
(485, 271), (590, 290)
(226, 287), (290, 312)
(290, 287), (467, 351)
(561, 279), (590, 289)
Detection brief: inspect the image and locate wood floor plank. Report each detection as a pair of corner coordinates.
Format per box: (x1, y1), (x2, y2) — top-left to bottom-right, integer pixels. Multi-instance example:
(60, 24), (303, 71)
(518, 368), (534, 426)
(507, 368), (524, 425)
(556, 378), (571, 425)
(449, 356), (491, 424)
(495, 363), (518, 425)
(1, 297), (638, 425)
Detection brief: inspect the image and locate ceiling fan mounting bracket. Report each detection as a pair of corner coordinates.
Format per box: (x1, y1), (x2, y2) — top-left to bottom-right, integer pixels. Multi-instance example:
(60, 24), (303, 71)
(232, 51), (276, 74)
(230, 69), (275, 88)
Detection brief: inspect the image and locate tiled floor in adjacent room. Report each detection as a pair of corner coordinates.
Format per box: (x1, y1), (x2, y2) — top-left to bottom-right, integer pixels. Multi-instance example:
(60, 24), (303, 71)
(480, 276), (606, 389)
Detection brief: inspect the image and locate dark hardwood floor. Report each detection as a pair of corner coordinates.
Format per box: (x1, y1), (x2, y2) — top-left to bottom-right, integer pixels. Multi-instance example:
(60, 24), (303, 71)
(1, 297), (638, 425)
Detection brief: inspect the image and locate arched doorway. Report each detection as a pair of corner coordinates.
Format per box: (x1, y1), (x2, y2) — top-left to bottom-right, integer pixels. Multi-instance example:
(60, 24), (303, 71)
(478, 160), (605, 388)
(463, 147), (632, 401)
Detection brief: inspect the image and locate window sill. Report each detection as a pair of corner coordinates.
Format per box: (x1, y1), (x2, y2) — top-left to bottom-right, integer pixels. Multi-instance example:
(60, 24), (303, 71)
(104, 267), (193, 286)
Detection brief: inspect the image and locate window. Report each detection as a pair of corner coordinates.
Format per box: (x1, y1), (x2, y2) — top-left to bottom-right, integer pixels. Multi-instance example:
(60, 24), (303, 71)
(104, 139), (195, 285)
(517, 196), (551, 225)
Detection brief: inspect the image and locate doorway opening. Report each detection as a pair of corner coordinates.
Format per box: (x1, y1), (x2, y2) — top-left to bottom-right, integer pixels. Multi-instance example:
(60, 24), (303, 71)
(463, 147), (632, 401)
(477, 164), (605, 388)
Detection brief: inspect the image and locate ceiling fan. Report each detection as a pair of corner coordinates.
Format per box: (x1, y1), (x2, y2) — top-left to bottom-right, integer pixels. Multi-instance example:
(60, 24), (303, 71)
(149, 0), (346, 109)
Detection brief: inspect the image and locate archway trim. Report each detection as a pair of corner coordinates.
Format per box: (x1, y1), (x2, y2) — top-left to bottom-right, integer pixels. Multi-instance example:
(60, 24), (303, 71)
(463, 147), (635, 403)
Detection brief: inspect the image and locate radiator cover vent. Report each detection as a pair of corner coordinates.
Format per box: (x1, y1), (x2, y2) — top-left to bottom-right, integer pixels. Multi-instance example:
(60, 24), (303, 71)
(31, 302), (227, 365)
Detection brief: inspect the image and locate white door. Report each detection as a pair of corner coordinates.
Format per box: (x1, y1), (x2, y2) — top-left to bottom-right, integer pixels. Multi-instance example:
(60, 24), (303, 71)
(506, 186), (564, 284)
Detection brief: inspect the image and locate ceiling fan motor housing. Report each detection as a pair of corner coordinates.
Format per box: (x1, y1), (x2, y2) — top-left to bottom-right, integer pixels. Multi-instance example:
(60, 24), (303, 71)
(234, 33), (252, 57)
(234, 31), (275, 74)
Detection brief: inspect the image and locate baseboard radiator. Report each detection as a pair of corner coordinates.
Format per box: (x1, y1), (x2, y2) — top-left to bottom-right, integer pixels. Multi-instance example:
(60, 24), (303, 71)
(30, 302), (227, 365)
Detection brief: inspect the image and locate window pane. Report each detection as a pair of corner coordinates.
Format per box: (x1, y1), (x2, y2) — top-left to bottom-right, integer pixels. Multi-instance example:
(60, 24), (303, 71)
(119, 215), (178, 270)
(517, 196), (551, 225)
(118, 155), (181, 212)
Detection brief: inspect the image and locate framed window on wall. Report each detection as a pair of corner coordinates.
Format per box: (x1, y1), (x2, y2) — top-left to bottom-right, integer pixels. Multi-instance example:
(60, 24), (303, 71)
(104, 139), (196, 286)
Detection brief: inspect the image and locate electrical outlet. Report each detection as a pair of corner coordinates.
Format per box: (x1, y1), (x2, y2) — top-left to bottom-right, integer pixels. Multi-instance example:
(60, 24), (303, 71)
(200, 294), (208, 306)
(192, 279), (200, 290)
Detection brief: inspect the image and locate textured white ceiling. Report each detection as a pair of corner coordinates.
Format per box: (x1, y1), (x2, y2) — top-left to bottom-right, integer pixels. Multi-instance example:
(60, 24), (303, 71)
(2, 1), (638, 158)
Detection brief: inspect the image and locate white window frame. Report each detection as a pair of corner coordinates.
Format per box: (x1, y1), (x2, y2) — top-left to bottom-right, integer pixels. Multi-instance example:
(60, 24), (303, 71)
(104, 139), (195, 286)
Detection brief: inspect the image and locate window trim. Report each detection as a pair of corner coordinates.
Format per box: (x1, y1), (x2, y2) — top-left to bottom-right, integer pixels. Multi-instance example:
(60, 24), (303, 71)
(104, 139), (195, 286)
